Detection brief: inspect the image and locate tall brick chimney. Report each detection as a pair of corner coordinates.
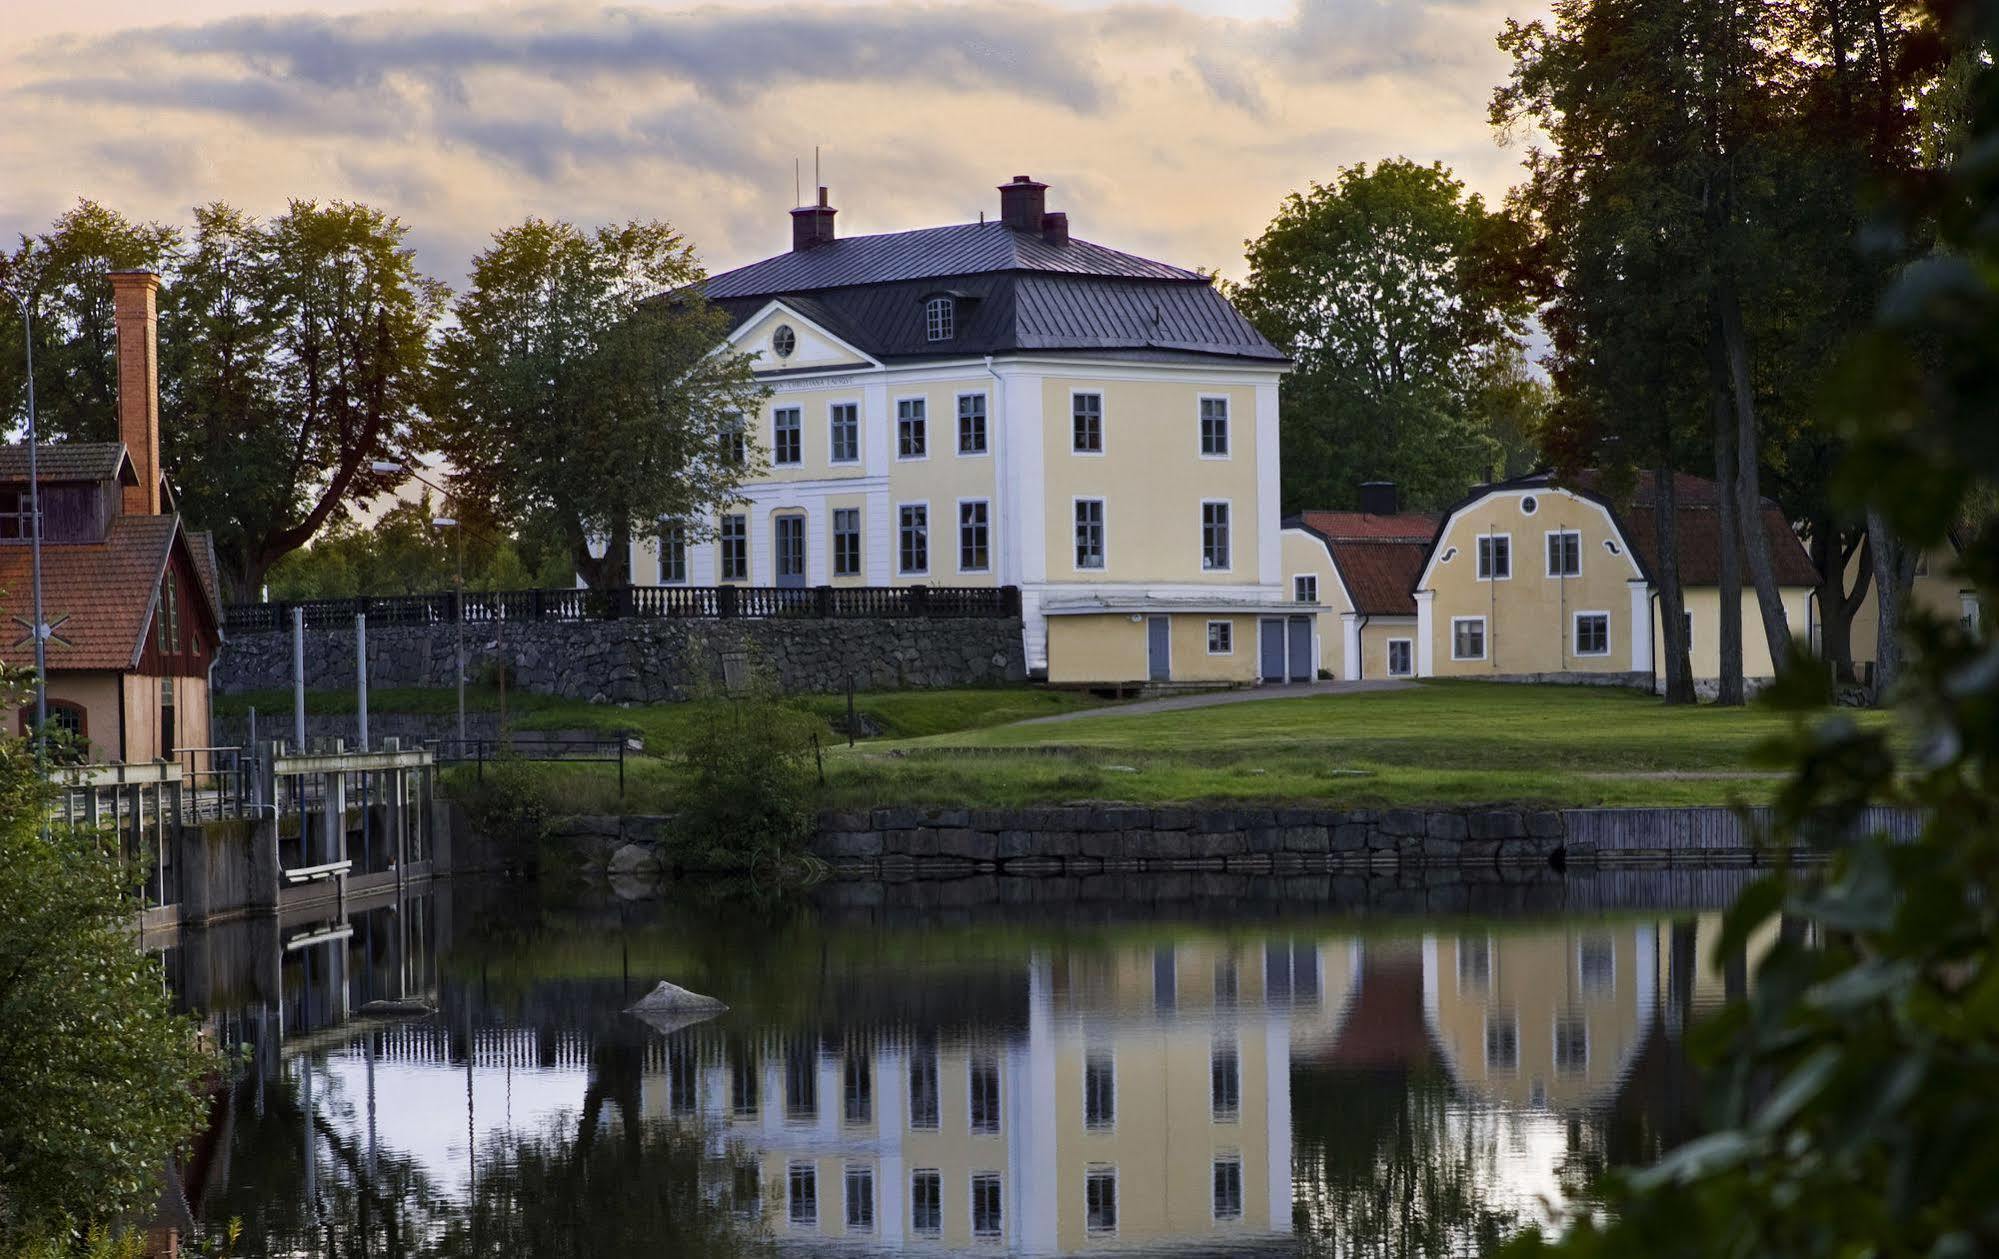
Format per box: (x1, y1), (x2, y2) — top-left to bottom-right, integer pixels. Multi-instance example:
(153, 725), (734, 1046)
(109, 270), (162, 516)
(998, 175), (1047, 232)
(790, 186), (837, 251)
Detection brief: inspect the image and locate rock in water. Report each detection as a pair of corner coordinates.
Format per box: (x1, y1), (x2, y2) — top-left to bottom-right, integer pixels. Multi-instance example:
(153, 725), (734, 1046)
(625, 980), (728, 1035)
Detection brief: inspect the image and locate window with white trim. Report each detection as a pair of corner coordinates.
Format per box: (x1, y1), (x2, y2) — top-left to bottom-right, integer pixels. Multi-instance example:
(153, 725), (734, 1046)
(1387, 638), (1413, 677)
(1072, 393), (1103, 453)
(898, 504), (928, 575)
(772, 406), (801, 465)
(1210, 1040), (1240, 1121)
(788, 1161), (817, 1227)
(1452, 616), (1487, 661)
(910, 1170), (942, 1236)
(1200, 396), (1229, 456)
(844, 1163), (875, 1233)
(1084, 1051), (1115, 1130)
(832, 508), (862, 577)
(829, 402), (859, 463)
(1075, 499), (1105, 570)
(1477, 534), (1511, 579)
(1294, 574), (1318, 604)
(1547, 530), (1581, 576)
(959, 500), (990, 572)
(908, 1045), (940, 1131)
(1207, 621), (1233, 655)
(1580, 934), (1615, 994)
(658, 521), (687, 584)
(1202, 502), (1231, 571)
(1086, 1165), (1118, 1235)
(1554, 1013), (1588, 1075)
(958, 393), (987, 454)
(1574, 612), (1610, 656)
(971, 1172), (1003, 1237)
(1212, 1157), (1243, 1221)
(897, 398), (926, 458)
(925, 295), (954, 342)
(719, 514), (748, 582)
(969, 1053), (1001, 1135)
(720, 415), (747, 466)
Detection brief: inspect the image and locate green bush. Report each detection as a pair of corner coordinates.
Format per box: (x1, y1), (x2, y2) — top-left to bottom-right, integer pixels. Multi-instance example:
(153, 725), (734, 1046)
(452, 757), (552, 866)
(672, 677), (820, 868)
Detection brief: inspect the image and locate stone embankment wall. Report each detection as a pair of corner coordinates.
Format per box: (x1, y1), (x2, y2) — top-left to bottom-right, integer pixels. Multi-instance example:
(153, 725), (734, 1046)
(215, 616), (1027, 702)
(211, 711), (510, 750)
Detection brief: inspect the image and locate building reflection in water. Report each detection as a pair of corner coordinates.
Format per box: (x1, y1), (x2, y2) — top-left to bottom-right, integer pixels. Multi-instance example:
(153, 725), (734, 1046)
(169, 882), (1766, 1257)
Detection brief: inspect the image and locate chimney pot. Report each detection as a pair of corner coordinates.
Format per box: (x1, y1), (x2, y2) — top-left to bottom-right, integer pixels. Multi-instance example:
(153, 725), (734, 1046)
(997, 175), (1049, 232)
(1040, 211), (1069, 246)
(108, 270), (162, 516)
(790, 187), (837, 251)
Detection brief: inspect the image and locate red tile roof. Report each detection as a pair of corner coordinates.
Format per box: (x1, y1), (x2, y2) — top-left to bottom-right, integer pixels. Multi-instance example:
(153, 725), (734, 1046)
(1559, 470), (1819, 587)
(1327, 538), (1427, 617)
(0, 515), (180, 671)
(1298, 510), (1439, 542)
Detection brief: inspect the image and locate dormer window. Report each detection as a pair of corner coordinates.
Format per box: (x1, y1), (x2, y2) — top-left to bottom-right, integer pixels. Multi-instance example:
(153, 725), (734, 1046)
(925, 296), (955, 342)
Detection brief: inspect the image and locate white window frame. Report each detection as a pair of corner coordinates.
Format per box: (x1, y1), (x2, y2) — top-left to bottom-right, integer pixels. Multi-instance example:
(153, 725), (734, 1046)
(1476, 532), (1512, 581)
(1207, 620), (1234, 655)
(956, 391), (989, 456)
(831, 507), (862, 578)
(1209, 1036), (1240, 1123)
(925, 295), (954, 342)
(772, 404), (803, 466)
(896, 396), (928, 461)
(828, 400), (861, 465)
(1083, 1048), (1116, 1132)
(970, 1171), (1004, 1238)
(1084, 1163), (1119, 1236)
(1484, 1008), (1520, 1073)
(658, 520), (688, 585)
(1073, 497), (1106, 572)
(787, 1160), (818, 1229)
(719, 513), (749, 582)
(1573, 610), (1612, 657)
(897, 501), (930, 576)
(844, 1162), (876, 1233)
(1387, 637), (1413, 677)
(1545, 529), (1582, 578)
(910, 1168), (943, 1236)
(968, 1052), (1002, 1136)
(721, 414), (748, 467)
(1201, 499), (1232, 573)
(1199, 394), (1231, 459)
(957, 497), (991, 574)
(1451, 615), (1488, 661)
(1553, 1010), (1591, 1075)
(1210, 1154), (1244, 1223)
(1293, 574), (1318, 604)
(1071, 390), (1105, 456)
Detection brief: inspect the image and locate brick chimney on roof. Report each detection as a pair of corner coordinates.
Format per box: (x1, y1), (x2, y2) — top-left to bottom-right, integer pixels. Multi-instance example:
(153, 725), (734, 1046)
(998, 175), (1047, 232)
(791, 186), (837, 251)
(108, 270), (161, 516)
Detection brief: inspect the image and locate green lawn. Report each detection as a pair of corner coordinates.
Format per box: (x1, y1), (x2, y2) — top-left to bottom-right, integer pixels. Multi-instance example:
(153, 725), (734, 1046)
(269, 680), (1900, 813)
(815, 681), (1901, 811)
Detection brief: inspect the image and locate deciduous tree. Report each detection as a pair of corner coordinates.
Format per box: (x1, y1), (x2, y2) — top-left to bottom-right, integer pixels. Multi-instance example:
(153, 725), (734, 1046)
(435, 219), (764, 588)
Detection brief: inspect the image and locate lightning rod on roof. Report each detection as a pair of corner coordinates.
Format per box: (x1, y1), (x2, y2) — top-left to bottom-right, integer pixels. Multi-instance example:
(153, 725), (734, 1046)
(794, 158), (801, 209)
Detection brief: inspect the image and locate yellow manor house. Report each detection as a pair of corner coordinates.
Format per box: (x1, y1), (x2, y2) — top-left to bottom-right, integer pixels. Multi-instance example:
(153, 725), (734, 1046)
(621, 176), (1307, 686)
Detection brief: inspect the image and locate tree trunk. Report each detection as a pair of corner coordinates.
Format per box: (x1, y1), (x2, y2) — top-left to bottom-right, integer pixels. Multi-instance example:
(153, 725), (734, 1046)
(1812, 522), (1871, 684)
(1708, 316), (1746, 706)
(1717, 270), (1794, 671)
(1655, 468), (1698, 705)
(1866, 508), (1920, 702)
(569, 517), (632, 590)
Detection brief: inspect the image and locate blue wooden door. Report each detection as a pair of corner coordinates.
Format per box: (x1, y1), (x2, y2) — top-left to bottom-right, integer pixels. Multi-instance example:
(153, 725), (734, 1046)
(1147, 616), (1171, 681)
(1260, 619), (1286, 682)
(774, 516), (806, 588)
(1288, 616), (1314, 681)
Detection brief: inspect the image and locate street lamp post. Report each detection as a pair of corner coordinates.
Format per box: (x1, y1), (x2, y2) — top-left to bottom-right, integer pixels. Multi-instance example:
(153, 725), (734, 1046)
(3, 284), (48, 764)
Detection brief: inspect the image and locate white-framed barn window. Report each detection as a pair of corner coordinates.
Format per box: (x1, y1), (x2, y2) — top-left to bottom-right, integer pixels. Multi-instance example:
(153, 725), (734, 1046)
(1476, 533), (1512, 580)
(1546, 530), (1581, 577)
(1452, 616), (1487, 661)
(925, 295), (955, 342)
(1207, 621), (1234, 655)
(1574, 611), (1611, 656)
(1293, 574), (1318, 604)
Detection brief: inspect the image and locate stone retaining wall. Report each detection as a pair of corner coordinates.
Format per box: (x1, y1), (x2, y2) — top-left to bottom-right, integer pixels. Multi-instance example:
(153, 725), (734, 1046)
(215, 615), (1028, 702)
(810, 804), (1576, 873)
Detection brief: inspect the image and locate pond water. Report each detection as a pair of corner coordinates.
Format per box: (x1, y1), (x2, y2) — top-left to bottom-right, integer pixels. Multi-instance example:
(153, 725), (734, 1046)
(160, 870), (1760, 1256)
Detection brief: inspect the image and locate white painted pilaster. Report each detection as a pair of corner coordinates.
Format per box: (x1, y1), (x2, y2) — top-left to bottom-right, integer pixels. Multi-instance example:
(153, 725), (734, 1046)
(1265, 1007), (1292, 1232)
(1255, 379), (1282, 587)
(1341, 612), (1362, 681)
(1628, 581), (1654, 673)
(1414, 591), (1436, 677)
(1020, 951), (1059, 1254)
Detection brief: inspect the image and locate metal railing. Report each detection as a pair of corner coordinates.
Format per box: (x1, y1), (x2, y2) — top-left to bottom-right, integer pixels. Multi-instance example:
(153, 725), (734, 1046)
(429, 736), (628, 799)
(223, 583), (1023, 633)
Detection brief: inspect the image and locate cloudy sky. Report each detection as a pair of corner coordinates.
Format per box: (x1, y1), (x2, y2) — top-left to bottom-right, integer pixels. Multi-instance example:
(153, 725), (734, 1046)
(1, 0), (1547, 287)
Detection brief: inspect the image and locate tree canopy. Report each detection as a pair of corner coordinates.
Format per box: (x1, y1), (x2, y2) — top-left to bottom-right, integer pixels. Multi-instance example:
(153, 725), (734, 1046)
(1232, 158), (1538, 512)
(435, 218), (766, 588)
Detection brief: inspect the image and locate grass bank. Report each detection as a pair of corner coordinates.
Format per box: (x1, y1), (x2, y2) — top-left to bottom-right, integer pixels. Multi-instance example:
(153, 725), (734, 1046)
(430, 681), (1895, 814)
